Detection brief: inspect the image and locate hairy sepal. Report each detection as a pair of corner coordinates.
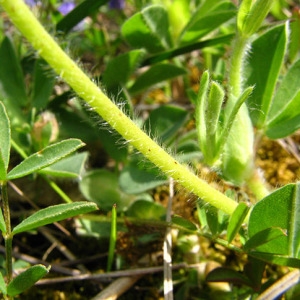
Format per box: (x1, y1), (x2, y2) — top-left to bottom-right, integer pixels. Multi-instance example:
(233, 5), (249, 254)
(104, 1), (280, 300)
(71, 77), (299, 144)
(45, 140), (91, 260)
(221, 100), (254, 185)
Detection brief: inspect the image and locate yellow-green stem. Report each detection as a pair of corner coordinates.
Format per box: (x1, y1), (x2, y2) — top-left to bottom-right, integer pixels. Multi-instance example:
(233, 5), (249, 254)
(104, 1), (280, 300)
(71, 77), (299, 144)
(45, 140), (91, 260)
(0, 182), (13, 283)
(228, 34), (248, 97)
(0, 0), (238, 215)
(107, 204), (117, 272)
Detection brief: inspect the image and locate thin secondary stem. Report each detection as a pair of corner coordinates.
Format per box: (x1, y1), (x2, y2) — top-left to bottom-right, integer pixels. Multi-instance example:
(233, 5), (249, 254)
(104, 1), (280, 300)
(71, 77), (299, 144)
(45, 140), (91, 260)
(107, 204), (117, 272)
(164, 178), (174, 300)
(228, 34), (248, 98)
(0, 0), (238, 216)
(0, 182), (13, 283)
(42, 176), (73, 204)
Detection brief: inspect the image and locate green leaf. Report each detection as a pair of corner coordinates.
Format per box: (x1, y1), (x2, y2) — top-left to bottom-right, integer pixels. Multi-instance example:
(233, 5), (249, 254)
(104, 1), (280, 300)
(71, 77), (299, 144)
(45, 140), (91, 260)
(12, 202), (98, 235)
(97, 128), (128, 163)
(266, 111), (300, 140)
(221, 103), (254, 185)
(206, 206), (220, 236)
(7, 139), (85, 180)
(7, 264), (50, 296)
(79, 169), (132, 211)
(218, 86), (253, 158)
(237, 0), (252, 34)
(0, 208), (6, 234)
(39, 151), (88, 178)
(0, 36), (27, 106)
(31, 59), (55, 110)
(102, 49), (146, 90)
(119, 163), (167, 194)
(266, 59), (300, 139)
(56, 0), (109, 34)
(206, 81), (224, 139)
(126, 200), (166, 220)
(121, 5), (172, 53)
(245, 23), (289, 127)
(206, 267), (253, 287)
(128, 63), (186, 95)
(289, 8), (300, 63)
(244, 257), (265, 291)
(240, 0), (273, 37)
(0, 271), (7, 295)
(249, 252), (300, 269)
(144, 105), (189, 143)
(172, 215), (197, 232)
(227, 202), (249, 244)
(141, 34), (234, 66)
(244, 227), (287, 252)
(0, 101), (10, 180)
(248, 183), (300, 258)
(179, 2), (236, 44)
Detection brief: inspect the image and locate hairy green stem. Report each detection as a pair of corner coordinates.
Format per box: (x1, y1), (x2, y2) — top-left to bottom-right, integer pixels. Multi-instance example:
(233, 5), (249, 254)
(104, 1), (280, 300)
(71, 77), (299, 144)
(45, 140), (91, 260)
(226, 29), (270, 197)
(228, 34), (248, 97)
(0, 182), (13, 283)
(0, 0), (238, 215)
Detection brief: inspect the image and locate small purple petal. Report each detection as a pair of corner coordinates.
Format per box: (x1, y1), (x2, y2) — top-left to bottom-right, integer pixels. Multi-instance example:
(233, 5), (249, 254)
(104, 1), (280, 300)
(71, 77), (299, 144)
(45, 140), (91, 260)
(58, 2), (76, 15)
(109, 0), (125, 10)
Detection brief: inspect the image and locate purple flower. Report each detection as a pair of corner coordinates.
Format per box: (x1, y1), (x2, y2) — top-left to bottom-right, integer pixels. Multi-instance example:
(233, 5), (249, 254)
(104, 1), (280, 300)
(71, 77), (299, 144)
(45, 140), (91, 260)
(109, 0), (125, 10)
(58, 2), (76, 15)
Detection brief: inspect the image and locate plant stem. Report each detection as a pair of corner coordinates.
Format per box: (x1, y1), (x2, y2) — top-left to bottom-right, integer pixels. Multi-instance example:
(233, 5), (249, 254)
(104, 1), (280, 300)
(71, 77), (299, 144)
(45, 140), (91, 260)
(0, 0), (239, 215)
(228, 34), (248, 97)
(246, 169), (269, 201)
(0, 182), (13, 283)
(42, 176), (73, 204)
(228, 33), (271, 196)
(107, 204), (117, 272)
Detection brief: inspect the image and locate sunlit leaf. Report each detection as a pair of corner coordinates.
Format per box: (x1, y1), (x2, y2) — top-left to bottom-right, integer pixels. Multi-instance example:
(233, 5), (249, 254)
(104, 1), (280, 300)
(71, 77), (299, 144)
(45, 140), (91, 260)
(249, 252), (300, 268)
(245, 23), (288, 127)
(121, 5), (172, 53)
(227, 202), (249, 243)
(141, 34), (234, 66)
(180, 2), (236, 44)
(128, 63), (186, 94)
(248, 183), (300, 258)
(172, 215), (197, 232)
(7, 139), (85, 180)
(39, 151), (88, 178)
(244, 227), (287, 252)
(206, 267), (253, 287)
(0, 101), (10, 180)
(7, 265), (50, 296)
(266, 59), (300, 139)
(12, 202), (98, 235)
